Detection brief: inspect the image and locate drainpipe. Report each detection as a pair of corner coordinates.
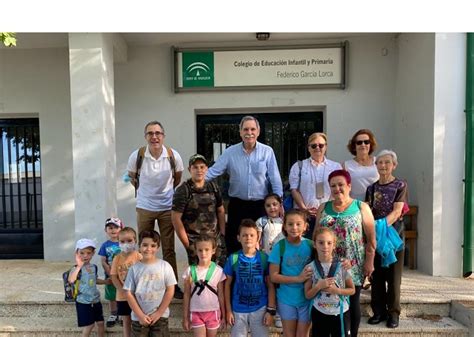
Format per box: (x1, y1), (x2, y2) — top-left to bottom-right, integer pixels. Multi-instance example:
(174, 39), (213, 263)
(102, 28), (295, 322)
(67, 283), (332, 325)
(463, 33), (474, 278)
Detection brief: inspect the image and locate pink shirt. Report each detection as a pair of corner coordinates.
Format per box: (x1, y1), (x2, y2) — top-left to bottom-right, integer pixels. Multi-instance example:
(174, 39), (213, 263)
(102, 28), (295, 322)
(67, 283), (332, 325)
(182, 264), (226, 312)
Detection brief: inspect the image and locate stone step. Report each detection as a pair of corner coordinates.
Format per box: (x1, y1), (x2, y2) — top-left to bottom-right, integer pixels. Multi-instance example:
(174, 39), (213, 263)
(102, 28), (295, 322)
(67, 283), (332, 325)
(0, 298), (451, 319)
(0, 316), (468, 337)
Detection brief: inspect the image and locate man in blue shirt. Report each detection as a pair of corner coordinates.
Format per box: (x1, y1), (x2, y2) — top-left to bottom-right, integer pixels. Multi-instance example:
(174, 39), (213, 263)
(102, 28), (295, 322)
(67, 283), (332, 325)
(206, 116), (283, 253)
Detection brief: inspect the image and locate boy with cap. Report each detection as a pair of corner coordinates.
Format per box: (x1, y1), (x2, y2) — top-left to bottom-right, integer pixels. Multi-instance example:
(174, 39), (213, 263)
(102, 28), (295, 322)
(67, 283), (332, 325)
(172, 154), (227, 266)
(98, 217), (123, 327)
(68, 238), (109, 337)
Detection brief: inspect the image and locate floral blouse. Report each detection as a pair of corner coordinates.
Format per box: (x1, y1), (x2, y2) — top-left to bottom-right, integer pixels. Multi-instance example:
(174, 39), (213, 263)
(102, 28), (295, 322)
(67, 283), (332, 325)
(319, 199), (366, 286)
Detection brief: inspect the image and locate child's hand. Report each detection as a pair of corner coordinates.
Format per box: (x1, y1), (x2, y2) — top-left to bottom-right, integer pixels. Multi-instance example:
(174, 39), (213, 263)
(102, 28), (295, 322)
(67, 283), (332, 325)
(149, 310), (162, 325)
(75, 251), (84, 268)
(226, 311), (235, 326)
(263, 312), (273, 326)
(317, 277), (336, 289)
(182, 318), (191, 331)
(137, 313), (152, 326)
(299, 266), (313, 282)
(324, 284), (340, 295)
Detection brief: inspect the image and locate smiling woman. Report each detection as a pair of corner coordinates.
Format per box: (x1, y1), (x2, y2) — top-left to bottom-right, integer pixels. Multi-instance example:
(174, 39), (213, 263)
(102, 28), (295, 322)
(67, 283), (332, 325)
(343, 129), (379, 201)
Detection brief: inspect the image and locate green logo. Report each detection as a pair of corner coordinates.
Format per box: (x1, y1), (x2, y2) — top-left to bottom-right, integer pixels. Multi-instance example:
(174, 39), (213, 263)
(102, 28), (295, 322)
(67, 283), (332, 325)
(182, 52), (214, 88)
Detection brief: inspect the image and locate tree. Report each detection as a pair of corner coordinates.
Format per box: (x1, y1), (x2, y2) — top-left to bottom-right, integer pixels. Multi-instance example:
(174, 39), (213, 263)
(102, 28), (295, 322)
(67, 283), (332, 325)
(1, 33), (16, 47)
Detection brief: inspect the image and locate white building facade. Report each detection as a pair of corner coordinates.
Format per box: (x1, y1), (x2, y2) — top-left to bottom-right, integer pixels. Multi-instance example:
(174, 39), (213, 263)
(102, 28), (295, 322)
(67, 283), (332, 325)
(0, 32), (467, 277)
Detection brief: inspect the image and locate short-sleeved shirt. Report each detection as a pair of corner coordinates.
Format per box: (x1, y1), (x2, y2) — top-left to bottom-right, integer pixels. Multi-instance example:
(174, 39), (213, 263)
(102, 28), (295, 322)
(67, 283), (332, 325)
(223, 250), (268, 313)
(305, 261), (351, 315)
(73, 263), (100, 304)
(268, 238), (313, 307)
(366, 179), (408, 220)
(256, 216), (284, 254)
(98, 240), (121, 276)
(344, 158), (379, 201)
(172, 180), (223, 239)
(123, 260), (177, 321)
(110, 251), (142, 301)
(127, 146), (184, 211)
(182, 264), (226, 312)
(289, 157), (342, 209)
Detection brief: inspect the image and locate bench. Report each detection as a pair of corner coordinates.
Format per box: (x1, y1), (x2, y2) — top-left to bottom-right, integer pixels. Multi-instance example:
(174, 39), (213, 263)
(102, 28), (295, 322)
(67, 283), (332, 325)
(403, 205), (418, 269)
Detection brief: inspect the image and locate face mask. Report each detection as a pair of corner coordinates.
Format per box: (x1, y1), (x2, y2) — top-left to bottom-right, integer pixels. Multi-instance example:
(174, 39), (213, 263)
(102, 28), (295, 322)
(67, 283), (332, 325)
(119, 243), (136, 253)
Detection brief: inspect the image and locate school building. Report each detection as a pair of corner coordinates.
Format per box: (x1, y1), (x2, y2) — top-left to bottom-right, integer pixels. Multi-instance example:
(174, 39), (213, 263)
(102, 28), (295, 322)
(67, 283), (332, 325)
(0, 32), (470, 278)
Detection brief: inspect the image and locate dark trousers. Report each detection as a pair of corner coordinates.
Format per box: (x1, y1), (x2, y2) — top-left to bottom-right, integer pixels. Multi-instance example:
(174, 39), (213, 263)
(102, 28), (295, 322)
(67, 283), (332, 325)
(370, 248), (404, 318)
(131, 318), (169, 337)
(311, 307), (351, 337)
(226, 197), (265, 254)
(349, 286), (362, 337)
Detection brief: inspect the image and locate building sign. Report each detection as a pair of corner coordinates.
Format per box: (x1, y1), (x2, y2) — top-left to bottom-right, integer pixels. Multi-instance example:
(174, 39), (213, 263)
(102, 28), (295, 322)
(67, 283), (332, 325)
(174, 42), (347, 92)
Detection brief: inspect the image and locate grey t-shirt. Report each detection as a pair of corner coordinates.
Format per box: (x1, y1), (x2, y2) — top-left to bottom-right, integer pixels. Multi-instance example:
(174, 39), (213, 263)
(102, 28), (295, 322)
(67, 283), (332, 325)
(124, 259), (177, 321)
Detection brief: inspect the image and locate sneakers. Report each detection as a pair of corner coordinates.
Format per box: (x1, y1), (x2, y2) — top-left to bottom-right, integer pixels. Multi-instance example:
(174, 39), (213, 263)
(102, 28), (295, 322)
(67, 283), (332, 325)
(174, 285), (184, 299)
(106, 314), (118, 327)
(274, 313), (282, 328)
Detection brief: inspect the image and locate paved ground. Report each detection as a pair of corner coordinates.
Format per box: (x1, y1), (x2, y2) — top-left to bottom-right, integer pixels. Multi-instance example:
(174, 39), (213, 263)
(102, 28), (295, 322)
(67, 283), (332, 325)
(0, 259), (473, 304)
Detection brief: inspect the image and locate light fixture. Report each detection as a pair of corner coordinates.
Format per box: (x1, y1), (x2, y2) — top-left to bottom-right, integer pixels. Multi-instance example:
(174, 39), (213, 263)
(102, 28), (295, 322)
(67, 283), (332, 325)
(256, 32), (270, 41)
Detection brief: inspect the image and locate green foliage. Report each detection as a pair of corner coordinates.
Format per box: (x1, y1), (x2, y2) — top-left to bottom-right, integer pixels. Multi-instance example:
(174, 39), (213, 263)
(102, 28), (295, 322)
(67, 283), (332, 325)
(1, 33), (17, 47)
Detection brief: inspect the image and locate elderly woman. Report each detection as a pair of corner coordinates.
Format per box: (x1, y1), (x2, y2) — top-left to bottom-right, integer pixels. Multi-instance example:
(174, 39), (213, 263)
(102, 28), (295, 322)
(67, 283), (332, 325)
(365, 150), (408, 329)
(315, 169), (376, 337)
(343, 129), (379, 201)
(289, 132), (342, 237)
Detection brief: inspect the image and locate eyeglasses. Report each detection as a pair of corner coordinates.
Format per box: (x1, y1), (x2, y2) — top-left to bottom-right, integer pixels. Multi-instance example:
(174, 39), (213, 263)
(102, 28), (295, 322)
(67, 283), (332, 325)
(309, 143), (326, 149)
(146, 131), (164, 137)
(355, 140), (371, 145)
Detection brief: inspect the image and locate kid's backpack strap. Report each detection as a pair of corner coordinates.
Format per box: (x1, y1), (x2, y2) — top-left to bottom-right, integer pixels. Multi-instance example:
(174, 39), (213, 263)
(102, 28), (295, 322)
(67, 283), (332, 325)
(259, 250), (268, 271)
(231, 252), (240, 273)
(190, 262), (218, 298)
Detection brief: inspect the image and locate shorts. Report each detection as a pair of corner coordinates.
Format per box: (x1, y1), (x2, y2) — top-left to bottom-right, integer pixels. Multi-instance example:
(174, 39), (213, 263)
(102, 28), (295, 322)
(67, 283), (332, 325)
(104, 283), (116, 301)
(117, 300), (132, 316)
(190, 310), (221, 330)
(231, 306), (268, 337)
(277, 300), (311, 323)
(75, 301), (104, 327)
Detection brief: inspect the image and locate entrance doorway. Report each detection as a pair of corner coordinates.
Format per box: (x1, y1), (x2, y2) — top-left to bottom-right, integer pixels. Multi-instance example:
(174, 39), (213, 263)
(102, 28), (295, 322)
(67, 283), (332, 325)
(196, 111), (323, 201)
(0, 118), (43, 258)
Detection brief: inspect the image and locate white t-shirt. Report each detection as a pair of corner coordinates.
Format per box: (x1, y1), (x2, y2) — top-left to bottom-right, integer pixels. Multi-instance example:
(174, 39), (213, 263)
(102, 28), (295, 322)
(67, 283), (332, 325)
(123, 259), (177, 321)
(127, 146), (184, 211)
(182, 264), (226, 312)
(344, 158), (379, 201)
(256, 216), (285, 254)
(289, 158), (342, 209)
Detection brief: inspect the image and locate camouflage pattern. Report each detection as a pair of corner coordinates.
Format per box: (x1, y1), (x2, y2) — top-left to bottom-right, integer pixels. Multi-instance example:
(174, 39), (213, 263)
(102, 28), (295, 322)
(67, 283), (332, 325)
(173, 180), (227, 266)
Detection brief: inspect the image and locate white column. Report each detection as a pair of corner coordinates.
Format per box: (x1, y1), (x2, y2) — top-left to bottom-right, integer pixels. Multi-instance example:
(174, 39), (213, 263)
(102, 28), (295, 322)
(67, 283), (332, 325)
(69, 33), (117, 247)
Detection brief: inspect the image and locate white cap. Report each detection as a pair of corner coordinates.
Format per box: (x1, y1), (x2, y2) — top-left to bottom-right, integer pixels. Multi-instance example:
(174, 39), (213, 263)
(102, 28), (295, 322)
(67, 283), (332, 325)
(75, 238), (96, 250)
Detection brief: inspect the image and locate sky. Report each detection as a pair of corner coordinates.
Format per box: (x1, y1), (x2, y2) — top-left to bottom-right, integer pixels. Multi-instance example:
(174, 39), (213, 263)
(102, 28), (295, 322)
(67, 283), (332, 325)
(1, 0), (473, 33)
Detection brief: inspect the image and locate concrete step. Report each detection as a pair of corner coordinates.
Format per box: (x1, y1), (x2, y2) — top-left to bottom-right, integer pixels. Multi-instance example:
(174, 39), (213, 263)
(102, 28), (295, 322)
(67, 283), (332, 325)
(0, 316), (468, 337)
(0, 298), (451, 319)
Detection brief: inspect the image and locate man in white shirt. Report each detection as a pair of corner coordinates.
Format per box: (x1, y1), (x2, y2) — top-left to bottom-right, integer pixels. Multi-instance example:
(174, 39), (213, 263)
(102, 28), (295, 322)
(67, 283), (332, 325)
(127, 120), (184, 298)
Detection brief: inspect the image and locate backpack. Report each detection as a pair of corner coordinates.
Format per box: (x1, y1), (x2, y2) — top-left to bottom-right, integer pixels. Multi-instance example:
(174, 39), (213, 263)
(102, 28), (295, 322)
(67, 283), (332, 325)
(283, 160), (303, 212)
(231, 250), (268, 273)
(181, 180), (219, 214)
(312, 258), (349, 337)
(62, 264), (98, 302)
(190, 261), (218, 298)
(132, 146), (176, 197)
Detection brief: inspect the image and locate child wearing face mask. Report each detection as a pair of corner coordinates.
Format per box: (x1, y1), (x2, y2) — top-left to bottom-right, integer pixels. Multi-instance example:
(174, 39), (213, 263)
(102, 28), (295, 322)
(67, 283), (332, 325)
(110, 227), (142, 337)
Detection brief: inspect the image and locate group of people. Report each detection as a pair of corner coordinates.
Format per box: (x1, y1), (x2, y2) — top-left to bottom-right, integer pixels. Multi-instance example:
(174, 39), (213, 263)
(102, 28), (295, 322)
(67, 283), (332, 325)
(67, 117), (409, 337)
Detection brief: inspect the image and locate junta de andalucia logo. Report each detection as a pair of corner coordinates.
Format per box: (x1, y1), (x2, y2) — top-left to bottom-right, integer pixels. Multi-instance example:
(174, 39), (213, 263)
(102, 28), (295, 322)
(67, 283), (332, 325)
(182, 52), (214, 87)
